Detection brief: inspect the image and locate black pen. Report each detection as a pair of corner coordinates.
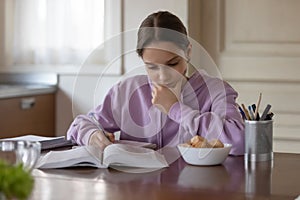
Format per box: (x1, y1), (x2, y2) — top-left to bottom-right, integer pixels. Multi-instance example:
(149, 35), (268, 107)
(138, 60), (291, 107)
(265, 112), (274, 120)
(238, 105), (247, 120)
(248, 105), (255, 120)
(260, 104), (272, 121)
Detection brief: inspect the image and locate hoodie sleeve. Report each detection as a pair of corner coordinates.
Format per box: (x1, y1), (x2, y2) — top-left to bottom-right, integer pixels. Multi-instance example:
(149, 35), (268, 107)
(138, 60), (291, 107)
(168, 79), (245, 156)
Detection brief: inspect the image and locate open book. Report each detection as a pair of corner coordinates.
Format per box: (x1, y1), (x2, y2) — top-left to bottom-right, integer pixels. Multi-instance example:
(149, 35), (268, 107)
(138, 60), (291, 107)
(36, 143), (168, 169)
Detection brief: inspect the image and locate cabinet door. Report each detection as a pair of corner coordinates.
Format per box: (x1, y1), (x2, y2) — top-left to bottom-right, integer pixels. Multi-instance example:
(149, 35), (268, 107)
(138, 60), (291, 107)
(0, 94), (55, 138)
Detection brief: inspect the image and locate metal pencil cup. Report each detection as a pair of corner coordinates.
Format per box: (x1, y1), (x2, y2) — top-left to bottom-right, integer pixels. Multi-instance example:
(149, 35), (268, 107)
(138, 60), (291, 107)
(244, 120), (273, 162)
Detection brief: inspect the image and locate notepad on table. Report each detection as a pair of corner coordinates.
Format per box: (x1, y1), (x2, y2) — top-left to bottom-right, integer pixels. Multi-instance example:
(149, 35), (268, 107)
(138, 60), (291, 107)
(36, 143), (168, 169)
(1, 135), (75, 151)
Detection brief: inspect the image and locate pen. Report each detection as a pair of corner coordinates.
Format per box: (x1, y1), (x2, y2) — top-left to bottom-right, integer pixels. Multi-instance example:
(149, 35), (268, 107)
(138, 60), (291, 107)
(238, 105), (247, 120)
(251, 104), (260, 120)
(260, 104), (272, 121)
(265, 112), (274, 120)
(241, 104), (251, 120)
(88, 113), (113, 141)
(248, 105), (255, 120)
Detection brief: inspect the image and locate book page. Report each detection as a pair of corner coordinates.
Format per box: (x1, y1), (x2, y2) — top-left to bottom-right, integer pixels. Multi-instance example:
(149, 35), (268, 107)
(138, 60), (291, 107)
(36, 146), (107, 169)
(103, 144), (168, 168)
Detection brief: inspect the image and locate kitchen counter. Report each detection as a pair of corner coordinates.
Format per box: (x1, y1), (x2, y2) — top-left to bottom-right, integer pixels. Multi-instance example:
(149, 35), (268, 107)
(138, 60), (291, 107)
(0, 84), (57, 99)
(0, 73), (57, 99)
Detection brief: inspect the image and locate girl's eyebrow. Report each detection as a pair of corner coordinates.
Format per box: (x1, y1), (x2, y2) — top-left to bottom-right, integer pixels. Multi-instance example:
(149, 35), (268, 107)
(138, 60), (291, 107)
(144, 56), (180, 66)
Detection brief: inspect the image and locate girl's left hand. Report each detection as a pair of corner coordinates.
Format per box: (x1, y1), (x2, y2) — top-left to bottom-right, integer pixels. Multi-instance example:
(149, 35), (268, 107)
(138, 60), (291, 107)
(151, 83), (179, 114)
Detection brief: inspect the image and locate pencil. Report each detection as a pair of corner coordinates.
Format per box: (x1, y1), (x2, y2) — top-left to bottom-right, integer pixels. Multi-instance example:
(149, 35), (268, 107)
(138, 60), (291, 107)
(254, 93), (262, 120)
(241, 103), (251, 120)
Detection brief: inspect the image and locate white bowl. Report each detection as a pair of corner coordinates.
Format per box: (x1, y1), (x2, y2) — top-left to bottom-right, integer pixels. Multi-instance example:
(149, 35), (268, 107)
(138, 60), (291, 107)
(0, 140), (41, 171)
(177, 143), (232, 166)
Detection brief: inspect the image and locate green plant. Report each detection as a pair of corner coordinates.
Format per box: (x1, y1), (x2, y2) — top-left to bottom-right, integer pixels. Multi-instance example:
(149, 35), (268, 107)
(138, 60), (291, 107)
(0, 160), (34, 200)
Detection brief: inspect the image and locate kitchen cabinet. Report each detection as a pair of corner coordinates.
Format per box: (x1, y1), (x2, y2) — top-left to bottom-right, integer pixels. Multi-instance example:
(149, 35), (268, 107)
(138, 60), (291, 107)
(0, 94), (55, 138)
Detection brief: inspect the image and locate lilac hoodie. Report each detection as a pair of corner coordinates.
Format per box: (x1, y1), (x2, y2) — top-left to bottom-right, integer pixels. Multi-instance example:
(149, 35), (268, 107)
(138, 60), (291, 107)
(67, 71), (245, 155)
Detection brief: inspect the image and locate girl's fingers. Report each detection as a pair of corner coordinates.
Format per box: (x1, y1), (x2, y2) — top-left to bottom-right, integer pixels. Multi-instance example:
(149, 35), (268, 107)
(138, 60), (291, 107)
(106, 132), (115, 143)
(89, 131), (112, 150)
(152, 85), (158, 98)
(153, 83), (162, 90)
(96, 132), (112, 146)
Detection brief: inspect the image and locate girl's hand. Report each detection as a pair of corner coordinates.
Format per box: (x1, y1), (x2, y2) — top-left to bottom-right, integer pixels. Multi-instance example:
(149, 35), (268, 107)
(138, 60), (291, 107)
(88, 130), (115, 150)
(151, 83), (179, 114)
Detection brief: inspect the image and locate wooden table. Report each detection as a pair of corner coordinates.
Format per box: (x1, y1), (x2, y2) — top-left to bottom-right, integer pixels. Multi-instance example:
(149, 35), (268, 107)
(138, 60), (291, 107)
(30, 153), (299, 200)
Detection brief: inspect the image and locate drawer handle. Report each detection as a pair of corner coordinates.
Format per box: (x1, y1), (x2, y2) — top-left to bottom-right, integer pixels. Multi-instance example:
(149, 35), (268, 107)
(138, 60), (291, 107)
(20, 97), (36, 109)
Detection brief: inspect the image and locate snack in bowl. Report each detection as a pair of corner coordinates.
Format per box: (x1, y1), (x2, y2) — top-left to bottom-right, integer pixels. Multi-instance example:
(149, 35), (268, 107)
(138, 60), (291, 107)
(187, 135), (224, 148)
(177, 136), (232, 166)
(209, 139), (224, 148)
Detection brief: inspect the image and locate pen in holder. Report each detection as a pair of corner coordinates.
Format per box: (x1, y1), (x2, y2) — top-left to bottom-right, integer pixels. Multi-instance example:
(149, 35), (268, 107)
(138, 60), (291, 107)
(244, 120), (273, 162)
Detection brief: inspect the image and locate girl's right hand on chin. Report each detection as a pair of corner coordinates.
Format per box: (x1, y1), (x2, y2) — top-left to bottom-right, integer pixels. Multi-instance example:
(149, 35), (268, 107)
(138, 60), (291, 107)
(88, 130), (115, 150)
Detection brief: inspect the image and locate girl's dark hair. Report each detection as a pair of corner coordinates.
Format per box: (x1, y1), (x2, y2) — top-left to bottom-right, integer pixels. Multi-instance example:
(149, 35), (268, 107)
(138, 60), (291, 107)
(136, 11), (190, 57)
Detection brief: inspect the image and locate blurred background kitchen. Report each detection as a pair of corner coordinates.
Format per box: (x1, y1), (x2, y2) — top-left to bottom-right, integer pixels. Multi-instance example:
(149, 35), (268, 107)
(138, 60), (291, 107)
(0, 0), (299, 153)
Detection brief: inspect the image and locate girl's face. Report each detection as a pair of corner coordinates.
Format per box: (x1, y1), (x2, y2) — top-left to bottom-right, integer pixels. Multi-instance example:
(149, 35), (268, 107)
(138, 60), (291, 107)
(142, 41), (190, 88)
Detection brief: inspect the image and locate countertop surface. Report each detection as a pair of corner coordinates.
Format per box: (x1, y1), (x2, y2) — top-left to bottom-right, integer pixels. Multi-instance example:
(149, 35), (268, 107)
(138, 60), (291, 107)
(0, 84), (57, 99)
(0, 73), (57, 99)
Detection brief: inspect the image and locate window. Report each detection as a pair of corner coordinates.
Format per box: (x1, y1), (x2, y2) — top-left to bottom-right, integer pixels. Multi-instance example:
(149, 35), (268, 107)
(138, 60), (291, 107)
(13, 0), (105, 65)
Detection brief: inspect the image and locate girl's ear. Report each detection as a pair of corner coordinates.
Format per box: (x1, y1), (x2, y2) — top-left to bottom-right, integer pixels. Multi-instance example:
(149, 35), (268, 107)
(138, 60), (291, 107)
(185, 43), (192, 62)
